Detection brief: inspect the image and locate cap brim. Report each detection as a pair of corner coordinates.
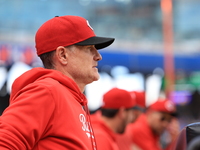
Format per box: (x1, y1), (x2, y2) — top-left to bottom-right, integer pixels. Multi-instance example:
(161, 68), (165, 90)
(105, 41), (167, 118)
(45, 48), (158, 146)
(170, 112), (179, 117)
(75, 36), (115, 49)
(132, 106), (145, 112)
(159, 111), (179, 117)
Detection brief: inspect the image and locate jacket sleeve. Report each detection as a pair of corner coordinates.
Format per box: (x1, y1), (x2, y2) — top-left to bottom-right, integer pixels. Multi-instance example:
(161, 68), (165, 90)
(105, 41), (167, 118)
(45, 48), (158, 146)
(0, 84), (55, 149)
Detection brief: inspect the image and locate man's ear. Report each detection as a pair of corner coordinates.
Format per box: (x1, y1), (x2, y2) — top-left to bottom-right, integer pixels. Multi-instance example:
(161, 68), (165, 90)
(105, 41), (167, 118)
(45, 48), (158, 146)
(55, 46), (68, 65)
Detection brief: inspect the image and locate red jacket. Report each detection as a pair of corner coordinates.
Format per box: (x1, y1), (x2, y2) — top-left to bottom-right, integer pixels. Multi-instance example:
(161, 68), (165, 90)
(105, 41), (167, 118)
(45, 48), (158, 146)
(91, 112), (119, 150)
(115, 130), (132, 150)
(0, 67), (95, 150)
(126, 114), (161, 150)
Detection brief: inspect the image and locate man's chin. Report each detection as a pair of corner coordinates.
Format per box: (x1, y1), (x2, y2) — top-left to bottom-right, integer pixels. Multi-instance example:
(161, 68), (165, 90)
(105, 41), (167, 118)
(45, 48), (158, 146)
(93, 73), (100, 81)
(87, 74), (100, 84)
(93, 76), (100, 82)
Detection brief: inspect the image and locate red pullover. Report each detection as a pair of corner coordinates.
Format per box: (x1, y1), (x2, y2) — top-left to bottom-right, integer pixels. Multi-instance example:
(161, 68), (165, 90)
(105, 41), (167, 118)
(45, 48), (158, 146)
(127, 114), (177, 150)
(91, 111), (119, 150)
(0, 67), (96, 150)
(127, 114), (161, 150)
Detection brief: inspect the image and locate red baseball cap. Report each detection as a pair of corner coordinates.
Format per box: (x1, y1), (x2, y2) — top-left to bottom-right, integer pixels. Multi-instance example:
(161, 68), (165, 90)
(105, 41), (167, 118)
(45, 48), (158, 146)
(101, 88), (136, 109)
(130, 91), (146, 109)
(35, 15), (115, 56)
(148, 99), (177, 116)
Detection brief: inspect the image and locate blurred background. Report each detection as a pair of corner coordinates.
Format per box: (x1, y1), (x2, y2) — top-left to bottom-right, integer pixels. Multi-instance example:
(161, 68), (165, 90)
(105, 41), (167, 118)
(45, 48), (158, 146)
(1, 0), (200, 129)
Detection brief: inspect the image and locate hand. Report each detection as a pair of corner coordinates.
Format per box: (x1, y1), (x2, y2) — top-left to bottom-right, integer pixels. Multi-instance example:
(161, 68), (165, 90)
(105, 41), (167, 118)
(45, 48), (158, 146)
(167, 118), (180, 141)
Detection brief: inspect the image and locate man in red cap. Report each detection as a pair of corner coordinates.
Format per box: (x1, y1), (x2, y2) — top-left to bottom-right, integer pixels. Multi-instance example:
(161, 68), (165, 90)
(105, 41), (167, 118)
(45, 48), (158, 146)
(115, 91), (146, 150)
(126, 99), (180, 150)
(91, 88), (137, 150)
(129, 91), (146, 119)
(0, 15), (114, 150)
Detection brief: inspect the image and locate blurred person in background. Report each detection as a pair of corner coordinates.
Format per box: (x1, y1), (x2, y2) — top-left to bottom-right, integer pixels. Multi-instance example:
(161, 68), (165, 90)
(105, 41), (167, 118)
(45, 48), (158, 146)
(0, 15), (114, 150)
(126, 99), (180, 150)
(91, 88), (137, 150)
(116, 91), (146, 150)
(129, 91), (146, 119)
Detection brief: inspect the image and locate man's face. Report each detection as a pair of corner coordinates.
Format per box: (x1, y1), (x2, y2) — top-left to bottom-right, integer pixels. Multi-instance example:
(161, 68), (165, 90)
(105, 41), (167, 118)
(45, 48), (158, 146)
(66, 45), (102, 85)
(132, 109), (143, 122)
(148, 111), (173, 135)
(118, 109), (135, 134)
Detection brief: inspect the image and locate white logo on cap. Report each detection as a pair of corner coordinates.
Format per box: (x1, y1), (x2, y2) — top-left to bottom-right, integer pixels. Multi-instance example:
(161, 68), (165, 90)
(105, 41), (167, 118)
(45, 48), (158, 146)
(165, 101), (175, 111)
(86, 20), (93, 31)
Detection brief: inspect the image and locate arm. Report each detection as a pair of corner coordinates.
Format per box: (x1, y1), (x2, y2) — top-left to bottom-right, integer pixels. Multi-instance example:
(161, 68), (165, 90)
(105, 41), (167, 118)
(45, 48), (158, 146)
(0, 85), (55, 149)
(165, 118), (180, 150)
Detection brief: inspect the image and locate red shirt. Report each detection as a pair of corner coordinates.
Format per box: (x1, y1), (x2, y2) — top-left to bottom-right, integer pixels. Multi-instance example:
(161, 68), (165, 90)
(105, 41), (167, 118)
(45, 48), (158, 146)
(115, 131), (132, 150)
(126, 114), (161, 150)
(91, 112), (119, 150)
(0, 68), (95, 150)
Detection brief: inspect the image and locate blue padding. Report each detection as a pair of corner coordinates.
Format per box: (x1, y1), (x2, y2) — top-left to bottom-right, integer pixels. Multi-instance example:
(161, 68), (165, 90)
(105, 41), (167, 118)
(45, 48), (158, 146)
(98, 50), (200, 73)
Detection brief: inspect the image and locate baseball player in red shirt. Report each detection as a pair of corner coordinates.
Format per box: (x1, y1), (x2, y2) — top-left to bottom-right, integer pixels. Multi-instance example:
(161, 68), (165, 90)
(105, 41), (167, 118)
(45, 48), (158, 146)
(0, 15), (114, 150)
(127, 99), (180, 150)
(116, 91), (146, 150)
(91, 88), (137, 150)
